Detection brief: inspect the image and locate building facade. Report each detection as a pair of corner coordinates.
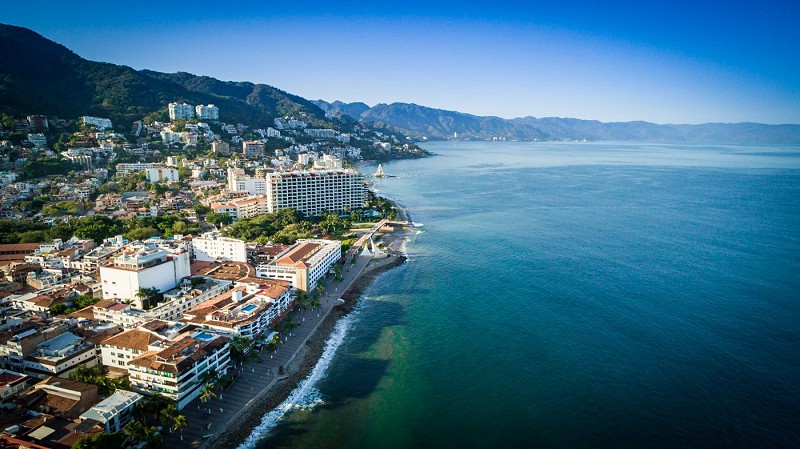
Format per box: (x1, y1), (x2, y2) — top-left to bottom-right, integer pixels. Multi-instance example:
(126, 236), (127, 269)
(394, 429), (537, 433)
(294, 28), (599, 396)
(265, 169), (366, 216)
(168, 103), (195, 120)
(192, 233), (247, 262)
(145, 167), (179, 184)
(195, 104), (219, 120)
(255, 239), (341, 291)
(99, 243), (191, 306)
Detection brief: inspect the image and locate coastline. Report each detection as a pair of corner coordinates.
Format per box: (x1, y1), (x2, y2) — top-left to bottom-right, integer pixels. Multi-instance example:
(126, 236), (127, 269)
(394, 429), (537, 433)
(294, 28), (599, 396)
(207, 201), (412, 449)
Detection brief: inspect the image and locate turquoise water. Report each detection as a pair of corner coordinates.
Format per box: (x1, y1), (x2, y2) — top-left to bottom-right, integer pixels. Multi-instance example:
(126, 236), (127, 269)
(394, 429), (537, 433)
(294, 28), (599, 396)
(251, 142), (800, 448)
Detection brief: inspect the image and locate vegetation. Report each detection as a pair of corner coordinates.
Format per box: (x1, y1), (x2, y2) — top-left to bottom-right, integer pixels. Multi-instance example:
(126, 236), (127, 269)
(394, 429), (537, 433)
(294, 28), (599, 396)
(222, 209), (353, 244)
(21, 158), (78, 179)
(135, 287), (162, 310)
(0, 213), (202, 245)
(71, 431), (125, 449)
(69, 365), (131, 395)
(49, 294), (100, 315)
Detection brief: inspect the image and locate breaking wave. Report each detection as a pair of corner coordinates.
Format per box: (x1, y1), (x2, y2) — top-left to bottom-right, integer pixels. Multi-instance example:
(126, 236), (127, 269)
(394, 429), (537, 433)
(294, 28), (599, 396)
(236, 306), (361, 449)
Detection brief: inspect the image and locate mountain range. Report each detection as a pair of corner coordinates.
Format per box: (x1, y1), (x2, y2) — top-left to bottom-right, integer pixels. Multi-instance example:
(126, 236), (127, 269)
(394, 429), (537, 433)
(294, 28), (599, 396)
(1, 23), (798, 145)
(313, 100), (800, 144)
(0, 24), (349, 133)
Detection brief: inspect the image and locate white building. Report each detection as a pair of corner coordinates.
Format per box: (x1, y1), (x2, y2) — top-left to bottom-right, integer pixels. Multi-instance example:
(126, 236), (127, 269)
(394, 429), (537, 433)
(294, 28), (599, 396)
(160, 130), (182, 144)
(99, 243), (191, 306)
(23, 332), (97, 378)
(266, 127), (281, 138)
(313, 154), (343, 169)
(193, 232), (247, 262)
(255, 239), (341, 291)
(127, 329), (230, 409)
(168, 102), (195, 120)
(145, 167), (180, 184)
(304, 128), (337, 139)
(227, 167), (267, 195)
(81, 116), (113, 130)
(210, 196), (269, 221)
(116, 162), (158, 176)
(80, 390), (143, 433)
(265, 169), (366, 216)
(195, 104), (219, 120)
(0, 369), (30, 400)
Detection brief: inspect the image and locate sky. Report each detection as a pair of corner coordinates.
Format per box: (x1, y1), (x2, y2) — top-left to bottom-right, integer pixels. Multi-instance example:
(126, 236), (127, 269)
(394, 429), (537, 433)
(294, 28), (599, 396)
(3, 0), (799, 124)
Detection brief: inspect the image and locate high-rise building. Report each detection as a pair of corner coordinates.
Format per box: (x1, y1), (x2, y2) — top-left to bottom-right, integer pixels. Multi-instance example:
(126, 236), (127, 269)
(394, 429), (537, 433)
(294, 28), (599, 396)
(195, 104), (219, 120)
(168, 102), (195, 120)
(265, 169), (366, 216)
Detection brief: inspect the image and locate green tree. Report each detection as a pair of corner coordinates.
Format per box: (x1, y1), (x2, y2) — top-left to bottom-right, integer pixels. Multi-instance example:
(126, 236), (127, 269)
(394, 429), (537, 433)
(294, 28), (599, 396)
(172, 414), (189, 440)
(199, 382), (218, 403)
(231, 335), (252, 361)
(135, 287), (161, 310)
(72, 431), (124, 449)
(207, 212), (233, 228)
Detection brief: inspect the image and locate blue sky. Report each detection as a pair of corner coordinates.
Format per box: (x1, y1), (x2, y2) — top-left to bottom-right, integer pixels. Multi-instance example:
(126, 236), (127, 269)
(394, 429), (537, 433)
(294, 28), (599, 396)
(3, 0), (799, 124)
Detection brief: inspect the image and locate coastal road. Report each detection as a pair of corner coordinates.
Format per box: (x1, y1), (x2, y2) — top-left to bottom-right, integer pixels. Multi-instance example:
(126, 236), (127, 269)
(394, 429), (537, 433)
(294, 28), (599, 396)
(166, 247), (385, 448)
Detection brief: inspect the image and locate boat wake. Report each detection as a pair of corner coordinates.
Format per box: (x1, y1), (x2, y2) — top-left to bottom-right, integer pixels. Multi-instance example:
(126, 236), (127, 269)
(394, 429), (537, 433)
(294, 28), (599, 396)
(235, 307), (361, 449)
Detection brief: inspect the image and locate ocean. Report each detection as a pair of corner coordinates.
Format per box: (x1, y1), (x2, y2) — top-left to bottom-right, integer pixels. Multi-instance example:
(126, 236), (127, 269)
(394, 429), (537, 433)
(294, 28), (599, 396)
(245, 141), (800, 449)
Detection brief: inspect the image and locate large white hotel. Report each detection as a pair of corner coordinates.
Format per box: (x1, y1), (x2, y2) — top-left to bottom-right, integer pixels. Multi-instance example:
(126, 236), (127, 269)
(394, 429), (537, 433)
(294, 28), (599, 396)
(222, 168), (366, 218)
(266, 169), (366, 216)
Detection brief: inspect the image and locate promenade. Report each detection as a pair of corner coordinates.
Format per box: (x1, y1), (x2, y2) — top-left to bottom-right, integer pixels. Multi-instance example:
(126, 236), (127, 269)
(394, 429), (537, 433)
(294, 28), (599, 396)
(164, 220), (395, 448)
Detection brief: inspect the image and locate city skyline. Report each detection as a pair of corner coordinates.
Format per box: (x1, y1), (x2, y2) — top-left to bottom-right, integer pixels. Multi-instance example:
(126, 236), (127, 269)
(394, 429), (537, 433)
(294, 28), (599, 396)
(3, 0), (799, 124)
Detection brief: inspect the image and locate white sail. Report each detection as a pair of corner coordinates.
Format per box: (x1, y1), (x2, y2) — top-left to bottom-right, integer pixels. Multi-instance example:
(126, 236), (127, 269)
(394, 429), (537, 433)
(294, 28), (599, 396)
(374, 164), (385, 177)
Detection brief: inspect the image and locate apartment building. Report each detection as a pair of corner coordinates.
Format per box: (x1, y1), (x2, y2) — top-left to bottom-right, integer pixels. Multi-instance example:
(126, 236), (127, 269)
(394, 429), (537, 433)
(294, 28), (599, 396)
(255, 239), (341, 292)
(265, 169), (366, 216)
(193, 232), (247, 262)
(182, 279), (292, 339)
(168, 102), (195, 120)
(99, 243), (191, 306)
(195, 104), (219, 120)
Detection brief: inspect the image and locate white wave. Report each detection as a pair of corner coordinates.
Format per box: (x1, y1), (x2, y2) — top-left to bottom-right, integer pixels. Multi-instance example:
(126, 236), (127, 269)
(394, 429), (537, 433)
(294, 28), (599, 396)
(235, 307), (361, 449)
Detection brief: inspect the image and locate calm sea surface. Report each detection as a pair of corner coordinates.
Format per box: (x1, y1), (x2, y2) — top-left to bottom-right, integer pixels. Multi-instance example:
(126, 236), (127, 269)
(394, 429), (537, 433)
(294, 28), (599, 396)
(250, 142), (800, 449)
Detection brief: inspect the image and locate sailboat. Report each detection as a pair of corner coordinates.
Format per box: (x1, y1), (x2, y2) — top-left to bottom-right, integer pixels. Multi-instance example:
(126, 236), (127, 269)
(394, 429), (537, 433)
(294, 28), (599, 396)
(373, 164), (395, 178)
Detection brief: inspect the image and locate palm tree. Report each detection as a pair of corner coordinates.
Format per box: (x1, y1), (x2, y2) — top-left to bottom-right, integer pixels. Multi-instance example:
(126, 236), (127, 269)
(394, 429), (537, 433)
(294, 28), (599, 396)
(123, 420), (145, 443)
(199, 382), (217, 403)
(199, 367), (219, 386)
(172, 415), (189, 440)
(142, 426), (162, 449)
(231, 335), (252, 361)
(159, 404), (179, 430)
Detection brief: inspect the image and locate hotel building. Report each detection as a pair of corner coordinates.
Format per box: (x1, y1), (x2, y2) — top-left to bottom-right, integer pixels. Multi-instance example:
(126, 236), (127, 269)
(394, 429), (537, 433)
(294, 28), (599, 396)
(265, 169), (366, 216)
(255, 239), (341, 291)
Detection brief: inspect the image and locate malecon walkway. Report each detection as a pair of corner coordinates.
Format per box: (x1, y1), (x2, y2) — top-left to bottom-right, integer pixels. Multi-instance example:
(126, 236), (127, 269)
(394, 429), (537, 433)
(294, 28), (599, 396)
(164, 219), (398, 448)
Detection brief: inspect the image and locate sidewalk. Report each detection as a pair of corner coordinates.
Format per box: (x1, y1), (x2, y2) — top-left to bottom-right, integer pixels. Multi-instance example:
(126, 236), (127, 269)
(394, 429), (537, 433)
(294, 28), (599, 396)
(163, 246), (383, 448)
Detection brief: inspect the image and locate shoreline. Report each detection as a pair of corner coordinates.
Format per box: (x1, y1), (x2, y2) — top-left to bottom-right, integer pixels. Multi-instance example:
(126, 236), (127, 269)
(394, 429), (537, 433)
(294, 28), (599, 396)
(207, 202), (412, 449)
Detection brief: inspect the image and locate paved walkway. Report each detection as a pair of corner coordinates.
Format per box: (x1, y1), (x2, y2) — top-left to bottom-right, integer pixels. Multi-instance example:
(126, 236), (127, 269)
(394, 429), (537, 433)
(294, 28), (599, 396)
(164, 244), (386, 448)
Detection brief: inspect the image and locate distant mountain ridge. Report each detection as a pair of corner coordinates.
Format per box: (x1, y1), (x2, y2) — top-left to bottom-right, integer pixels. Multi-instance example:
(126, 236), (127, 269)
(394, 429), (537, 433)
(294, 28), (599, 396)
(1, 23), (796, 145)
(313, 100), (800, 144)
(0, 24), (340, 131)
